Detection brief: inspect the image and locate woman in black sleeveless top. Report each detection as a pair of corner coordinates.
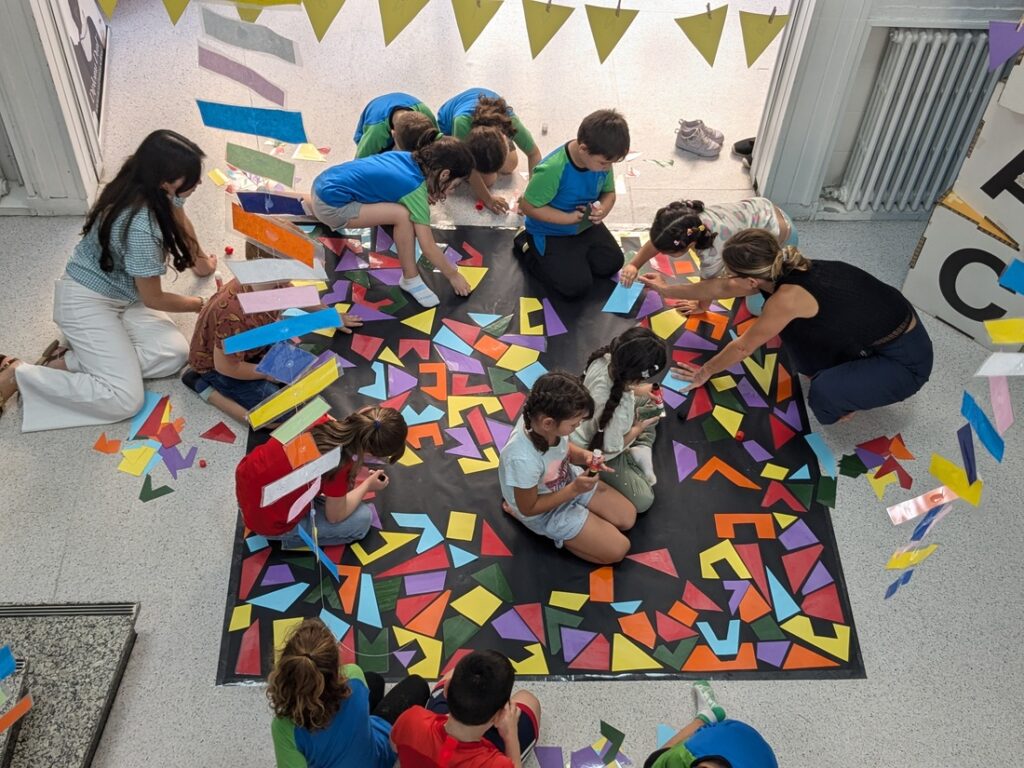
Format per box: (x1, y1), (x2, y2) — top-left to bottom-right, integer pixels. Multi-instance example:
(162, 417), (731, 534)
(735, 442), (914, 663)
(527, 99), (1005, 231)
(640, 229), (933, 424)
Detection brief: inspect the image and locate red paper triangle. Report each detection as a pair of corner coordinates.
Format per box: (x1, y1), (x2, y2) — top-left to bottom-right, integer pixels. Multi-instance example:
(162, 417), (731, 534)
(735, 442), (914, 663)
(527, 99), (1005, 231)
(380, 391), (412, 411)
(734, 543), (770, 604)
(801, 583), (845, 623)
(499, 392), (526, 421)
(782, 544), (824, 593)
(239, 548), (271, 601)
(687, 386), (712, 420)
(626, 548), (678, 578)
(339, 627), (356, 666)
(682, 580), (722, 612)
(672, 349), (703, 366)
(351, 333), (384, 361)
(395, 592), (441, 626)
(442, 318), (482, 347)
(874, 456), (913, 489)
(235, 619), (262, 676)
(369, 252), (402, 269)
(766, 335), (782, 349)
(480, 521), (512, 557)
(655, 611), (699, 642)
(769, 414), (797, 449)
(398, 339), (431, 360)
(201, 421), (237, 444)
(377, 544), (451, 577)
(451, 374), (492, 396)
(466, 407), (493, 447)
(514, 603), (545, 647)
(137, 395), (170, 439)
(761, 480), (806, 512)
(857, 435), (892, 455)
(567, 632), (610, 671)
(733, 300), (753, 326)
(156, 423), (181, 449)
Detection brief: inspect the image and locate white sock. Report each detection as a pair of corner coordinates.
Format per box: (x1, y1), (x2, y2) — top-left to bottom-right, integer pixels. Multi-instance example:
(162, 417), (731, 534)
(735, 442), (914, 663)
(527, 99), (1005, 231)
(693, 680), (726, 724)
(399, 275), (439, 308)
(629, 445), (657, 486)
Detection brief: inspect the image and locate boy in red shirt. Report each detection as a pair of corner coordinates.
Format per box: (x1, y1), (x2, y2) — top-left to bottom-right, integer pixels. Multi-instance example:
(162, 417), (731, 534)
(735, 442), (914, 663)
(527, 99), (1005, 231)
(390, 650), (541, 768)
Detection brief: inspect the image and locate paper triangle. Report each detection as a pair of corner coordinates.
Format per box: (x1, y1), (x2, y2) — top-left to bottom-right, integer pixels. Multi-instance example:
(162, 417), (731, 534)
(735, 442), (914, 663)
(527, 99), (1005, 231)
(738, 10), (788, 67)
(801, 582), (845, 623)
(451, 0), (504, 50)
(403, 307), (436, 334)
(460, 266), (489, 291)
(237, 7), (262, 22)
(782, 544), (824, 593)
(395, 592), (440, 626)
(162, 0), (190, 24)
(568, 632), (610, 670)
(405, 590), (451, 636)
(585, 4), (639, 63)
(626, 549), (679, 578)
(379, 0), (431, 45)
(682, 580), (721, 612)
(522, 0), (575, 58)
(675, 4), (728, 66)
(97, 0), (118, 17)
(480, 521), (513, 557)
(655, 611), (698, 642)
(611, 633), (662, 671)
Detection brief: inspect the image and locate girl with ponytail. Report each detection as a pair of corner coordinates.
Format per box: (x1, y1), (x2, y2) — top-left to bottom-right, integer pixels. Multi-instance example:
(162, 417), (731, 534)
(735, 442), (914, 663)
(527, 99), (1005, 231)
(269, 618), (429, 768)
(499, 372), (637, 564)
(571, 327), (668, 514)
(641, 229), (933, 425)
(236, 406), (410, 546)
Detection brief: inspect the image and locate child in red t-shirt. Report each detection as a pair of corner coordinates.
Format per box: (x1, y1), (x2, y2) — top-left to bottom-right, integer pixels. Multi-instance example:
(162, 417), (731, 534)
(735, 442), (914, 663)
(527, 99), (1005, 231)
(390, 650), (541, 768)
(235, 406), (408, 547)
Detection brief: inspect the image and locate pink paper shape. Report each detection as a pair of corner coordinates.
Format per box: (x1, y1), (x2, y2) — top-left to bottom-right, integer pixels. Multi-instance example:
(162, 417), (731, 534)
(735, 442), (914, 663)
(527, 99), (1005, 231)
(238, 285), (322, 314)
(989, 375), (1014, 434)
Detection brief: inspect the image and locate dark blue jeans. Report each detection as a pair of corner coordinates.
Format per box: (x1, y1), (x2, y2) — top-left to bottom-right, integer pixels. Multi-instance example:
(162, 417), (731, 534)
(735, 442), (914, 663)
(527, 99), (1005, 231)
(194, 370), (282, 410)
(807, 320), (933, 425)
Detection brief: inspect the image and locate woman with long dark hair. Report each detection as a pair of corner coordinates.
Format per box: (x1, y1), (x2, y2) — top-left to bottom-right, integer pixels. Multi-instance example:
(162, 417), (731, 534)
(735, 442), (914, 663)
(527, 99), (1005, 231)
(0, 130), (215, 430)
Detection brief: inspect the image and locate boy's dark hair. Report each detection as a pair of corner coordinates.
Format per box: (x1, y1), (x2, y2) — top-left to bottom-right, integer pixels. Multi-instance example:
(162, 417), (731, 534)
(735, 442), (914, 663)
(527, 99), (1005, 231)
(465, 126), (509, 174)
(447, 650), (515, 726)
(577, 109), (630, 161)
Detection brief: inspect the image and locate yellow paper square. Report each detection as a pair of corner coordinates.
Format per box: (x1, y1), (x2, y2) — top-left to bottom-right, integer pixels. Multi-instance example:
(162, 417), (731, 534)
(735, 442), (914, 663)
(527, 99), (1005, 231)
(761, 463), (788, 481)
(446, 511), (478, 541)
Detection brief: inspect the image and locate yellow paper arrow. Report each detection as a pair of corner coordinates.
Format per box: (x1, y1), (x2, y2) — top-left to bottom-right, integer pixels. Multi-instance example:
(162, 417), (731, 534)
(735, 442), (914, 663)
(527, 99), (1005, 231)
(738, 9), (788, 67)
(451, 0), (504, 50)
(522, 0), (574, 58)
(163, 0), (190, 24)
(305, 0), (347, 41)
(675, 4), (728, 67)
(379, 0), (431, 45)
(584, 4), (638, 64)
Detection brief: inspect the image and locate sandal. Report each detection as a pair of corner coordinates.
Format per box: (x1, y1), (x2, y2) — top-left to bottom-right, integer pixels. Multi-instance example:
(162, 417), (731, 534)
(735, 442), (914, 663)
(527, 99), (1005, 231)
(35, 340), (64, 366)
(0, 355), (21, 418)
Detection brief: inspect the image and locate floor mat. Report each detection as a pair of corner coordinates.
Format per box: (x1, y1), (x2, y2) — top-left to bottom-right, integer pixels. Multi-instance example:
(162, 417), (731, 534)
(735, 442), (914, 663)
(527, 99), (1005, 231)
(217, 225), (862, 683)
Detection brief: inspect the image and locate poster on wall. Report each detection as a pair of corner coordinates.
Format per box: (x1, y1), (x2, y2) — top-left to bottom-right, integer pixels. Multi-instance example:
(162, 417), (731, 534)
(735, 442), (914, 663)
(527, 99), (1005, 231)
(57, 0), (108, 130)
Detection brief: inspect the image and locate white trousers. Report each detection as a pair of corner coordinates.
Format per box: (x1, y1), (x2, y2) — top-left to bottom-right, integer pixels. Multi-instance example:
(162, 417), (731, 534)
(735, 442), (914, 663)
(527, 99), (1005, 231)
(15, 277), (189, 432)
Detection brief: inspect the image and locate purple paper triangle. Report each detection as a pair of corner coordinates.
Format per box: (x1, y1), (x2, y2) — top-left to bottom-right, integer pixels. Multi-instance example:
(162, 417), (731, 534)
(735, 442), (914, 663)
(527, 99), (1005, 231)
(800, 560), (834, 595)
(322, 280), (350, 305)
(376, 228), (395, 253)
(368, 503), (382, 530)
(723, 580), (750, 615)
(674, 441), (698, 481)
(393, 649), (417, 668)
(492, 608), (538, 643)
(743, 439), (772, 462)
(387, 366), (418, 398)
(778, 519), (818, 551)
(674, 330), (718, 351)
(737, 378), (768, 409)
(370, 268), (403, 286)
(541, 298), (568, 335)
(661, 387), (686, 409)
(444, 427), (483, 459)
(498, 334), (548, 351)
(561, 627), (597, 663)
(262, 563), (294, 586)
(336, 249), (367, 272)
(435, 344), (485, 375)
(485, 418), (514, 449)
(774, 401), (802, 431)
(756, 640), (790, 668)
(855, 447), (885, 469)
(315, 349), (356, 369)
(988, 21), (1024, 70)
(350, 303), (395, 322)
(707, 302), (729, 313)
(636, 289), (664, 319)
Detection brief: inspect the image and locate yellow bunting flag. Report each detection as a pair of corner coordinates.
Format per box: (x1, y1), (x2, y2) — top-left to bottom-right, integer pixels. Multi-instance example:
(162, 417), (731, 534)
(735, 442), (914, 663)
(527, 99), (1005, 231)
(379, 0), (431, 45)
(738, 9), (788, 67)
(451, 0), (504, 51)
(304, 0), (347, 41)
(237, 7), (263, 22)
(97, 0), (118, 17)
(163, 0), (190, 24)
(522, 0), (575, 59)
(675, 4), (728, 67)
(584, 4), (639, 64)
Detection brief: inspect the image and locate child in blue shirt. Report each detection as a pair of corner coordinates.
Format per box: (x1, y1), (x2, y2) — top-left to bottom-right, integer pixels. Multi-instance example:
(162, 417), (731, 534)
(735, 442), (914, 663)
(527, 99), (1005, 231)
(515, 109), (630, 300)
(310, 138), (474, 307)
(353, 92), (438, 158)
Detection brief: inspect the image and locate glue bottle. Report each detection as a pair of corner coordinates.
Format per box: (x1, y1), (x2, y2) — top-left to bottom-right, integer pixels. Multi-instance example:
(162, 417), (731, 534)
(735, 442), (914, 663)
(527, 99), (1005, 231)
(650, 383), (666, 417)
(587, 449), (604, 477)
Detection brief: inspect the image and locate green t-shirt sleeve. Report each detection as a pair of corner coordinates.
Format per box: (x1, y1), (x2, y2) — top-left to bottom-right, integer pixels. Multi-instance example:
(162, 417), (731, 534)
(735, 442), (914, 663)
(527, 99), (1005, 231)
(451, 114), (473, 139)
(355, 122), (392, 158)
(271, 717), (309, 768)
(601, 171), (615, 194)
(399, 184), (431, 225)
(341, 663), (367, 686)
(510, 116), (536, 154)
(414, 103), (437, 127)
(652, 742), (697, 768)
(522, 157), (564, 207)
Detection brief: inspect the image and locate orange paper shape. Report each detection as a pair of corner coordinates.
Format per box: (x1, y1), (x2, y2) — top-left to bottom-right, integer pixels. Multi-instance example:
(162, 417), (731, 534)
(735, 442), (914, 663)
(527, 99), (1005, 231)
(737, 584), (772, 622)
(715, 513), (776, 539)
(589, 566), (614, 603)
(0, 695), (33, 734)
(232, 204), (316, 266)
(419, 362), (448, 401)
(783, 644), (839, 670)
(93, 432), (121, 454)
(618, 612), (657, 649)
(685, 310), (729, 341)
(693, 457), (761, 489)
(667, 600), (698, 627)
(405, 590), (451, 636)
(776, 364), (792, 402)
(889, 433), (915, 461)
(337, 565), (361, 614)
(406, 422), (444, 449)
(473, 335), (510, 360)
(682, 642), (757, 671)
(284, 432), (320, 469)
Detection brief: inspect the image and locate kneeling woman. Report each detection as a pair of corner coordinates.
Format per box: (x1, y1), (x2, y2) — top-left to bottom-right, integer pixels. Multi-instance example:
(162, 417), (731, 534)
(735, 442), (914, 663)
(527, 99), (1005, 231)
(640, 229), (933, 424)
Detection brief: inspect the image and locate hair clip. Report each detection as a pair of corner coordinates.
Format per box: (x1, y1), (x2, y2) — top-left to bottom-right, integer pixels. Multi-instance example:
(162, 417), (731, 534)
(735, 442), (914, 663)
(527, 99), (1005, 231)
(373, 419), (380, 430)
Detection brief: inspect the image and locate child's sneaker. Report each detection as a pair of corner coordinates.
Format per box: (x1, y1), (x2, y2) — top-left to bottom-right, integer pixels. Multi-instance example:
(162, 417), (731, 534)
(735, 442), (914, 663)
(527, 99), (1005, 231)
(678, 119), (724, 145)
(693, 680), (727, 724)
(675, 127), (721, 158)
(629, 445), (657, 486)
(399, 275), (440, 308)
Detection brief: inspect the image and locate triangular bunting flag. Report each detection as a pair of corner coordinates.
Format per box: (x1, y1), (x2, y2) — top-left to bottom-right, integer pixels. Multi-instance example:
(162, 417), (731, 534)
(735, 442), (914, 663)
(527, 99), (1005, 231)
(522, 0), (574, 58)
(379, 0), (431, 45)
(304, 0), (348, 42)
(451, 0), (504, 50)
(584, 4), (639, 63)
(738, 9), (788, 67)
(162, 0), (190, 24)
(675, 4), (728, 67)
(98, 0), (118, 17)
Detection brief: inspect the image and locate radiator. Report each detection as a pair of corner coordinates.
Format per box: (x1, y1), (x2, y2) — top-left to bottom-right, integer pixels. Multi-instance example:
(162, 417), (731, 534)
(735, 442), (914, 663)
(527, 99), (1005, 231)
(822, 28), (1003, 214)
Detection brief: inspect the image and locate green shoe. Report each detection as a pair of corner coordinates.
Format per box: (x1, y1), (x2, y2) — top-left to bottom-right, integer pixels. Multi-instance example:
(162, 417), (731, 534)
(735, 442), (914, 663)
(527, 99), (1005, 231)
(693, 680), (726, 724)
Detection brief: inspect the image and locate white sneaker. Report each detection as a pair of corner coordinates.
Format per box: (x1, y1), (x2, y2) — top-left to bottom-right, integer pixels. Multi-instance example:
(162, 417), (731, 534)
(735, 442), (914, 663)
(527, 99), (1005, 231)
(675, 127), (721, 158)
(678, 119), (724, 145)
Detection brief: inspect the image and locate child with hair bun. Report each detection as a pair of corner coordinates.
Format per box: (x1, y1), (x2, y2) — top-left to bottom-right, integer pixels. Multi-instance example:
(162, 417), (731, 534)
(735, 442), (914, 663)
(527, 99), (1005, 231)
(571, 326), (668, 514)
(498, 371), (636, 565)
(353, 92), (438, 158)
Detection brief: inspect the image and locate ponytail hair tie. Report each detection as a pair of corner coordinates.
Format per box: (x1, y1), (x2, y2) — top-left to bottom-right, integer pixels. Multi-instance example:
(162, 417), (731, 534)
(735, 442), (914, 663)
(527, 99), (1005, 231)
(373, 419), (380, 430)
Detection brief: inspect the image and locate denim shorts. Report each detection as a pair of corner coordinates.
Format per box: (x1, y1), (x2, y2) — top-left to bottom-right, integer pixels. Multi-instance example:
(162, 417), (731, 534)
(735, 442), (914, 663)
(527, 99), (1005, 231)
(511, 487), (596, 548)
(194, 370), (282, 410)
(275, 497), (375, 547)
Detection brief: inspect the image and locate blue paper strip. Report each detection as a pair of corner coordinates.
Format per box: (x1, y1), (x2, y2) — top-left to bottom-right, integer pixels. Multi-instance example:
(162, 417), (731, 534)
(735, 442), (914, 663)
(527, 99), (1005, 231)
(998, 259), (1024, 295)
(957, 422), (977, 484)
(357, 573), (382, 628)
(256, 341), (317, 384)
(196, 100), (307, 144)
(224, 308), (341, 354)
(237, 191), (307, 216)
(960, 391), (1004, 462)
(392, 513), (444, 554)
(610, 600), (642, 614)
(766, 567), (800, 621)
(804, 432), (837, 478)
(296, 520), (340, 581)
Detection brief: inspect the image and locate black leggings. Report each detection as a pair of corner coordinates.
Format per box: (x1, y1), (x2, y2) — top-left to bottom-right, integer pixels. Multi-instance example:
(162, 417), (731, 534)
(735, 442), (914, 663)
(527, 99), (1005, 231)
(365, 672), (430, 725)
(513, 224), (624, 300)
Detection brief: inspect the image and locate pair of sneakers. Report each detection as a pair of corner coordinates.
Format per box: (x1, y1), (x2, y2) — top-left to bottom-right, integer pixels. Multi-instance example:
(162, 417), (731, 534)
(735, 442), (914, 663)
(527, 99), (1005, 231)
(675, 119), (725, 158)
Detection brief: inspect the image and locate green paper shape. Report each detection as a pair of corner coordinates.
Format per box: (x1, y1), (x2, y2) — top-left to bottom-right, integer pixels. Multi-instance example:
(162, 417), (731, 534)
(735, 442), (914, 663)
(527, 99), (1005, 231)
(488, 367), (519, 395)
(738, 10), (788, 67)
(443, 615), (480, 659)
(297, 340), (331, 356)
(522, 0), (574, 59)
(675, 4), (728, 66)
(709, 388), (745, 412)
(584, 4), (639, 64)
(379, 286), (409, 315)
(139, 475), (173, 502)
(701, 417), (733, 442)
(751, 614), (785, 641)
(375, 577), (402, 613)
(304, 576), (342, 610)
(226, 143), (296, 187)
(281, 554), (316, 571)
(599, 720), (626, 764)
(379, 0), (431, 45)
(482, 314), (513, 337)
(357, 628), (390, 673)
(451, 0), (504, 51)
(544, 606), (584, 655)
(816, 476), (837, 508)
(471, 563), (514, 603)
(653, 638), (698, 669)
(343, 270), (372, 288)
(786, 482), (814, 509)
(163, 0), (190, 24)
(839, 453), (867, 478)
(304, 0), (347, 42)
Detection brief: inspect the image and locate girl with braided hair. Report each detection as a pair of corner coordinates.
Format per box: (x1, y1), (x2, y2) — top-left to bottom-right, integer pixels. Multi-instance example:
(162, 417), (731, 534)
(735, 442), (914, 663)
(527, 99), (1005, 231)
(268, 618), (429, 768)
(498, 372), (637, 564)
(571, 327), (668, 514)
(236, 406), (409, 546)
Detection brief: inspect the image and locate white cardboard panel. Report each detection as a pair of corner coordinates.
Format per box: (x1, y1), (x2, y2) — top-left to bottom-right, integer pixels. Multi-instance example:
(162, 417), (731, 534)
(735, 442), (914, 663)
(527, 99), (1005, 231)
(999, 60), (1024, 115)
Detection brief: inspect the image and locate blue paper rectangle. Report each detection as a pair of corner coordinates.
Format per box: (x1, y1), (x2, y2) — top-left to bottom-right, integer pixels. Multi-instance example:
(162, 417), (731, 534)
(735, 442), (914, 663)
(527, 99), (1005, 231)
(998, 259), (1024, 295)
(224, 308), (341, 354)
(960, 391), (1004, 462)
(602, 281), (644, 314)
(957, 422), (977, 484)
(0, 646), (14, 680)
(804, 432), (837, 478)
(296, 521), (340, 581)
(196, 100), (307, 144)
(237, 191), (307, 216)
(255, 341), (317, 384)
